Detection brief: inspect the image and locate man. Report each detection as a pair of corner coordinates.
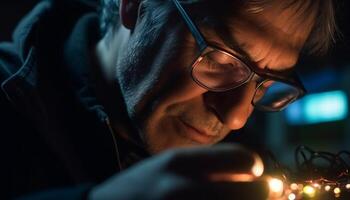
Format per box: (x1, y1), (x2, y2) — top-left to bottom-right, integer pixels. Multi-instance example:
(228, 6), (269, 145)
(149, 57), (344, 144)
(0, 0), (336, 199)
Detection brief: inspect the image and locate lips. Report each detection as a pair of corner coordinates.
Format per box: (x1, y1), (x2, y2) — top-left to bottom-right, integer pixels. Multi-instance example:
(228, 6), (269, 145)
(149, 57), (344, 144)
(178, 118), (218, 144)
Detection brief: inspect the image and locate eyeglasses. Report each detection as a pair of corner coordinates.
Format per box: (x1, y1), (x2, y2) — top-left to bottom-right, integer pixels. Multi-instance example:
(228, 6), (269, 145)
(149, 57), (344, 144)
(171, 0), (306, 112)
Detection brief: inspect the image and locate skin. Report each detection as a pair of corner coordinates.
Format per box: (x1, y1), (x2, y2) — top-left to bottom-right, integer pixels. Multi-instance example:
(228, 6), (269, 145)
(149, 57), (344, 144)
(95, 0), (316, 154)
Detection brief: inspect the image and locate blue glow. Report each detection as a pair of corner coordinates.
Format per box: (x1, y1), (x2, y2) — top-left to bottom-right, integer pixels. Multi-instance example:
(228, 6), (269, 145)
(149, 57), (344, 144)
(285, 90), (348, 125)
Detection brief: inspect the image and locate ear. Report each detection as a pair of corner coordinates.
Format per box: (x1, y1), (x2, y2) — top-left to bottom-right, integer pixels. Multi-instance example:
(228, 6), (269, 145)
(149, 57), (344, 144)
(119, 0), (141, 30)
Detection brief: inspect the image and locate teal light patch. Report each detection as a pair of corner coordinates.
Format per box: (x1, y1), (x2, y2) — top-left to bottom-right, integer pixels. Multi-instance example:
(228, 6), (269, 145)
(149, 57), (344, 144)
(285, 91), (348, 125)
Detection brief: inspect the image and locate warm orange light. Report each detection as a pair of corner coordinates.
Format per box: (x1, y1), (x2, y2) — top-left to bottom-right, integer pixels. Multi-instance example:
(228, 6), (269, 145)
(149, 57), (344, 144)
(325, 185), (331, 191)
(334, 187), (341, 194)
(346, 184), (350, 189)
(298, 184), (304, 190)
(268, 178), (284, 198)
(313, 183), (321, 189)
(303, 185), (316, 198)
(209, 154), (264, 183)
(288, 193), (296, 200)
(251, 154), (264, 177)
(269, 178), (284, 192)
(290, 183), (298, 190)
(209, 173), (255, 182)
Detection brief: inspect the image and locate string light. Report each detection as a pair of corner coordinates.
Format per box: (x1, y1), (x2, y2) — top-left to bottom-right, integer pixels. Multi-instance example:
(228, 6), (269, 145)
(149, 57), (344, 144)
(288, 193), (296, 200)
(268, 178), (284, 198)
(297, 184), (304, 191)
(334, 187), (341, 198)
(334, 187), (341, 194)
(278, 181), (350, 199)
(290, 183), (298, 190)
(266, 146), (350, 199)
(325, 185), (331, 192)
(303, 185), (316, 198)
(313, 183), (321, 189)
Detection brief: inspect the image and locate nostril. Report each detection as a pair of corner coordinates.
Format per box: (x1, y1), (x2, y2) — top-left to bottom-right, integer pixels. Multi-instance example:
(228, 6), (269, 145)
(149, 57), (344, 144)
(203, 86), (255, 130)
(205, 103), (224, 123)
(204, 98), (249, 130)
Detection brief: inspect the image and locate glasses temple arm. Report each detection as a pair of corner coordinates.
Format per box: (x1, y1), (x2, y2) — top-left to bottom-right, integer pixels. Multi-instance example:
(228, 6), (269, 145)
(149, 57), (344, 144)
(172, 0), (207, 52)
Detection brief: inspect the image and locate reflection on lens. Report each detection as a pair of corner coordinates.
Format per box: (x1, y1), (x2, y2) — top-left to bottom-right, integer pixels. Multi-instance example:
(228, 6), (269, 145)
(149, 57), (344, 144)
(253, 81), (299, 111)
(192, 50), (251, 91)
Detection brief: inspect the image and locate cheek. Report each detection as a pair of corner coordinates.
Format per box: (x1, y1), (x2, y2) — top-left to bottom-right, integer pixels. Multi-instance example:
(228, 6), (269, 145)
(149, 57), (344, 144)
(142, 50), (208, 133)
(136, 50), (212, 151)
(116, 23), (206, 131)
(137, 56), (210, 153)
(116, 27), (177, 120)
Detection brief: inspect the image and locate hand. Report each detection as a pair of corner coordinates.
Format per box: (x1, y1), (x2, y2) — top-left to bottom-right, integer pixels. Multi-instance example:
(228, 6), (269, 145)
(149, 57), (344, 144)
(89, 144), (268, 200)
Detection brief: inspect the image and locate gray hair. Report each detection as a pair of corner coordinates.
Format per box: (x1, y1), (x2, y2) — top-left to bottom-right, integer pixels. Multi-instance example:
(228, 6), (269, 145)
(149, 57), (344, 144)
(99, 0), (338, 55)
(99, 0), (120, 35)
(245, 0), (338, 55)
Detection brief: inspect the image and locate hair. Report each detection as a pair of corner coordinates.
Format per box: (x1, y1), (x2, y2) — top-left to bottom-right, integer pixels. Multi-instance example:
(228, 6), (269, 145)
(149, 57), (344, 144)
(99, 0), (338, 55)
(100, 0), (120, 35)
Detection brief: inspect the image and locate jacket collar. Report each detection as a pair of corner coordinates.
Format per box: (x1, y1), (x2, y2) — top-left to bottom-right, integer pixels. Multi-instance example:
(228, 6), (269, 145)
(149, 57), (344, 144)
(0, 1), (124, 179)
(1, 0), (150, 171)
(63, 12), (150, 169)
(2, 0), (101, 121)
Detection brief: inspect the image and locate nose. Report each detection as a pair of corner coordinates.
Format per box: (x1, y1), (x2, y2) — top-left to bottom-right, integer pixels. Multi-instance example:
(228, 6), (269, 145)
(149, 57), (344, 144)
(203, 82), (256, 130)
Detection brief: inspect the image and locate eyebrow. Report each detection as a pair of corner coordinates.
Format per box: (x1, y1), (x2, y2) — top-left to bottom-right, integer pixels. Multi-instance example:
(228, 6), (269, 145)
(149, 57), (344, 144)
(213, 27), (296, 75)
(209, 15), (276, 60)
(212, 24), (255, 63)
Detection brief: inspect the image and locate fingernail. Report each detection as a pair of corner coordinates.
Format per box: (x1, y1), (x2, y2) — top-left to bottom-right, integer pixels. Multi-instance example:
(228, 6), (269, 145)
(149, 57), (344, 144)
(251, 153), (264, 177)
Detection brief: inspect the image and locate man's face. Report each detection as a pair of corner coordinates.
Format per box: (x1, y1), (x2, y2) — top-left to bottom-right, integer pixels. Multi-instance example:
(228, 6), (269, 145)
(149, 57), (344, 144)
(116, 1), (315, 153)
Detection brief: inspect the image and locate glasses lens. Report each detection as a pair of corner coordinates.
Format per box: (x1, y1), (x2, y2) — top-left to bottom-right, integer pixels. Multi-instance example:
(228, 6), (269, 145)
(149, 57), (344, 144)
(192, 50), (251, 91)
(253, 80), (300, 111)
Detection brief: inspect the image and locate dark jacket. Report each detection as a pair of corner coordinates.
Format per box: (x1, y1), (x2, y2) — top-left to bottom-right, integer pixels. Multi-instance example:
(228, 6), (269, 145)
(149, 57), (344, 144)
(0, 1), (145, 199)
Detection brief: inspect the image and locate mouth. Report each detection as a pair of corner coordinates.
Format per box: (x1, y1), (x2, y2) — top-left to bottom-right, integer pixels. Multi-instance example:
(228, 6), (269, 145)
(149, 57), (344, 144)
(177, 118), (218, 144)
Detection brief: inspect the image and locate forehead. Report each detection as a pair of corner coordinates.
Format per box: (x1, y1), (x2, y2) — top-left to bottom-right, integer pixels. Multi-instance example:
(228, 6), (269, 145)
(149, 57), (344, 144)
(242, 0), (316, 43)
(200, 0), (317, 71)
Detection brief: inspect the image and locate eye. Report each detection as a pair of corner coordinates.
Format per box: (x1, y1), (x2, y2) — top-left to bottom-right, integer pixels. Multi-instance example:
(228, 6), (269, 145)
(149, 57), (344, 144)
(202, 57), (231, 72)
(203, 56), (247, 73)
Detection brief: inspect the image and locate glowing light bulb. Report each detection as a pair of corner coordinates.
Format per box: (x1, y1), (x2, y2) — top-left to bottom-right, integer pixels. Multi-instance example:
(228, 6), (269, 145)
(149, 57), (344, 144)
(288, 193), (296, 200)
(268, 178), (284, 198)
(334, 187), (341, 194)
(346, 184), (350, 189)
(269, 178), (284, 192)
(290, 183), (298, 190)
(313, 183), (321, 189)
(325, 185), (331, 191)
(298, 184), (304, 190)
(334, 187), (341, 198)
(303, 185), (316, 198)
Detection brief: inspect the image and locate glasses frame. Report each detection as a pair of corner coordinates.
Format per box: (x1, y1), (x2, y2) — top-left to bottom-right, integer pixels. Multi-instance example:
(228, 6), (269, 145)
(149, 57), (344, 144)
(171, 0), (307, 111)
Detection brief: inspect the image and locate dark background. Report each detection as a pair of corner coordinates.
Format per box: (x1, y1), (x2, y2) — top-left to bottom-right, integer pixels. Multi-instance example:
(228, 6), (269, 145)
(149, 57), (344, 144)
(0, 1), (40, 41)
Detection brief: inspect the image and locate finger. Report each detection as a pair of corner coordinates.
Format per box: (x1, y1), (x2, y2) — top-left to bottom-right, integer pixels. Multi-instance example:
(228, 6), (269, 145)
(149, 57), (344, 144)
(205, 180), (269, 200)
(163, 180), (269, 200)
(166, 143), (264, 179)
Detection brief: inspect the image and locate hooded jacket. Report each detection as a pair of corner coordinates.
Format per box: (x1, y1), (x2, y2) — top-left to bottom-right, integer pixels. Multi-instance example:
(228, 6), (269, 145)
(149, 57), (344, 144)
(0, 1), (147, 199)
